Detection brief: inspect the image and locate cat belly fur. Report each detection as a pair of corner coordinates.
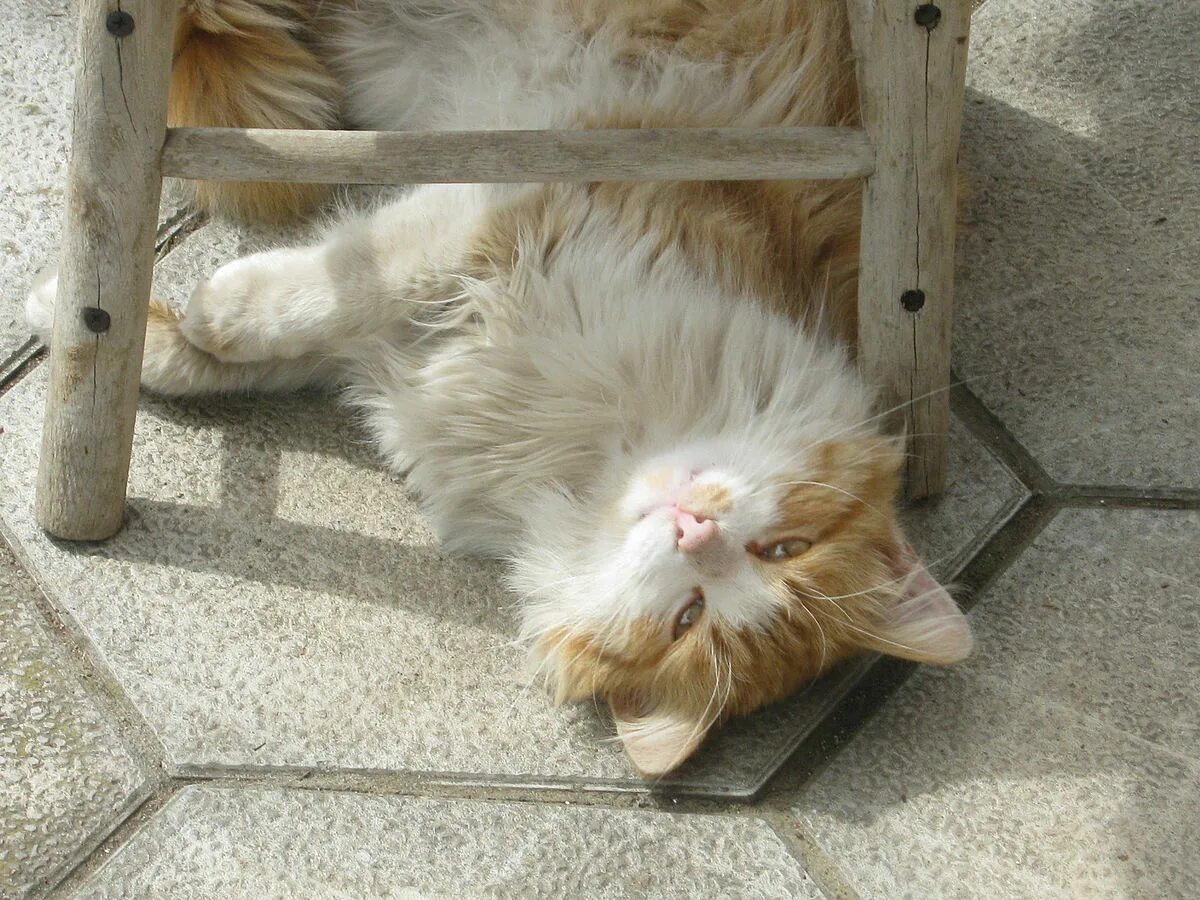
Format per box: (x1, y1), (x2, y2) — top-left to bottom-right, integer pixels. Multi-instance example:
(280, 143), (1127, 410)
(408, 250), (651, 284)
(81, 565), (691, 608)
(339, 182), (875, 560)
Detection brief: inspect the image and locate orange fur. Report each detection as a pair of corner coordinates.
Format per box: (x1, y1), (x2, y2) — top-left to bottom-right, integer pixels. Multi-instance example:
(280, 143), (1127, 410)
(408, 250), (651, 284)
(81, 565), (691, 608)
(567, 0), (864, 340)
(170, 0), (340, 222)
(168, 0), (864, 334)
(536, 435), (918, 739)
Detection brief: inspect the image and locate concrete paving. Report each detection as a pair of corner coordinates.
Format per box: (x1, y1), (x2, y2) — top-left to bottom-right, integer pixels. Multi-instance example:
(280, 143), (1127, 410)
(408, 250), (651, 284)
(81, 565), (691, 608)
(955, 0), (1200, 486)
(792, 509), (1200, 896)
(0, 549), (146, 898)
(77, 785), (820, 898)
(1, 0), (1196, 896)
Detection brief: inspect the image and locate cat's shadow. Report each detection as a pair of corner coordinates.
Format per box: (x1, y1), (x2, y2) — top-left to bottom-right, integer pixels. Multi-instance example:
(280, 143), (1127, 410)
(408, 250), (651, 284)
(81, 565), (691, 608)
(99, 389), (514, 632)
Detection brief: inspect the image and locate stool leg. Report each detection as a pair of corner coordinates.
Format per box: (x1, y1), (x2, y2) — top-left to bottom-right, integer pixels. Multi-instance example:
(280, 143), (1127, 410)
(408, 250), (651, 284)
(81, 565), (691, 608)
(847, 0), (970, 500)
(35, 0), (179, 540)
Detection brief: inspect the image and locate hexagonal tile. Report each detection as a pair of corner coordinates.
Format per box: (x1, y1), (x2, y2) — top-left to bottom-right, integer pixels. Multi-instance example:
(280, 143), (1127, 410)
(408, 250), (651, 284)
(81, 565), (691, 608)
(0, 318), (1022, 798)
(0, 545), (148, 898)
(788, 508), (1200, 897)
(77, 785), (818, 897)
(954, 0), (1200, 487)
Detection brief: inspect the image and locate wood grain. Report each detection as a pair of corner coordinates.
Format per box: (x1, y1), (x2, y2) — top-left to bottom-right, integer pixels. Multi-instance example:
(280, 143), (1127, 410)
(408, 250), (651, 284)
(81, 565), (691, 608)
(847, 0), (971, 500)
(161, 126), (877, 184)
(36, 0), (178, 540)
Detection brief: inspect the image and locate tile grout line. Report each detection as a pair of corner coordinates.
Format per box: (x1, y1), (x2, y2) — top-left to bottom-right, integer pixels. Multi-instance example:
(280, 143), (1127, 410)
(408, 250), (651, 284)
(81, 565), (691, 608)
(36, 783), (157, 900)
(1054, 486), (1200, 510)
(952, 373), (1198, 505)
(0, 524), (172, 775)
(44, 783), (184, 900)
(757, 809), (862, 900)
(166, 758), (829, 807)
(0, 340), (46, 398)
(950, 375), (1055, 494)
(746, 494), (1061, 805)
(168, 774), (762, 818)
(0, 336), (41, 384)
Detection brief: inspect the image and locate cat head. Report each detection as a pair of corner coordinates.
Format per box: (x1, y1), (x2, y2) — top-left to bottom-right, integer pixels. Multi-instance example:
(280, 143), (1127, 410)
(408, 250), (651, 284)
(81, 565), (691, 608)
(510, 430), (972, 776)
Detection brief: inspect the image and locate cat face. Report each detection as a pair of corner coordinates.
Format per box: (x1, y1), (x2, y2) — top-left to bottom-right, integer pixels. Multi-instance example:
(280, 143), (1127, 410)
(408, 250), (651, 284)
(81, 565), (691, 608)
(512, 433), (972, 776)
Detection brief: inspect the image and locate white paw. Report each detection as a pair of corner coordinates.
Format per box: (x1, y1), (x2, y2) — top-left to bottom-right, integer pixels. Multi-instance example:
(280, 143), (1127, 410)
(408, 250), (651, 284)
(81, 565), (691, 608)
(180, 256), (308, 363)
(25, 266), (59, 344)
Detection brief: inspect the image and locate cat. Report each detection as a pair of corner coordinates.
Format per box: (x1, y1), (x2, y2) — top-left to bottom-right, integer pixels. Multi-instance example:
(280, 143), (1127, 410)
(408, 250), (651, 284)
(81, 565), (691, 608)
(26, 0), (972, 776)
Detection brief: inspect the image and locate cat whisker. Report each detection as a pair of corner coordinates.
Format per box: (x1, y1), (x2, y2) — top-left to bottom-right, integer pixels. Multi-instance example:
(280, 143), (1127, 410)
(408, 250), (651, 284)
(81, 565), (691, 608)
(765, 370), (1007, 478)
(796, 599), (829, 671)
(806, 605), (924, 657)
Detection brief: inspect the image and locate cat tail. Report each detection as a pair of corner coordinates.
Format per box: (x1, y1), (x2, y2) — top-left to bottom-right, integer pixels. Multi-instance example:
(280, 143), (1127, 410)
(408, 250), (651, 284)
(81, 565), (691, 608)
(171, 0), (341, 223)
(25, 269), (334, 396)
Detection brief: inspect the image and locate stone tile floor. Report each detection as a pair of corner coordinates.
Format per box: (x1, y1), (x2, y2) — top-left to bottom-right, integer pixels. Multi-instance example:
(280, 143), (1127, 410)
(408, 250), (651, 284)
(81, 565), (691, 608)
(1, 0), (1197, 896)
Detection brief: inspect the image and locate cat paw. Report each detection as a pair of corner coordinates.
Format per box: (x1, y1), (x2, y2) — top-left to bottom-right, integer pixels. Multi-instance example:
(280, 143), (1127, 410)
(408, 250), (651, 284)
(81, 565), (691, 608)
(24, 266), (58, 345)
(181, 258), (304, 363)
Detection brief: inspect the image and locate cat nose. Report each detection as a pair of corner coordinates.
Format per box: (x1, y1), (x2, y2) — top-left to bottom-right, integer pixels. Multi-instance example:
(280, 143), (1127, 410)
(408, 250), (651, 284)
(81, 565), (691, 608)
(675, 509), (719, 553)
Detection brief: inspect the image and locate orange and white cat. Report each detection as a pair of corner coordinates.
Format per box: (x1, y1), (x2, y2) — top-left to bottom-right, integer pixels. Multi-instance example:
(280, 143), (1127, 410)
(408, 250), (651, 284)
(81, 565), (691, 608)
(27, 0), (971, 775)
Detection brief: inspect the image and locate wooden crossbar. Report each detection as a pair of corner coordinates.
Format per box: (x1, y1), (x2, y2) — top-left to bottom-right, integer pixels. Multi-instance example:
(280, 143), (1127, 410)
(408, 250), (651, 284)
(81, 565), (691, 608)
(161, 126), (877, 185)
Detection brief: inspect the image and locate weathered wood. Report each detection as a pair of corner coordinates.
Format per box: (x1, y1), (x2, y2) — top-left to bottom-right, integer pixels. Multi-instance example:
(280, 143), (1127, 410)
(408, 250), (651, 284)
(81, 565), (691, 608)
(161, 126), (877, 184)
(36, 0), (178, 540)
(847, 0), (970, 500)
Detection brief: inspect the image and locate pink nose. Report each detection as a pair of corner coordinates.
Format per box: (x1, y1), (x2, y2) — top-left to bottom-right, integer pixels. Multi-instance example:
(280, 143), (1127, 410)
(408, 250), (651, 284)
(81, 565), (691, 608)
(675, 509), (719, 553)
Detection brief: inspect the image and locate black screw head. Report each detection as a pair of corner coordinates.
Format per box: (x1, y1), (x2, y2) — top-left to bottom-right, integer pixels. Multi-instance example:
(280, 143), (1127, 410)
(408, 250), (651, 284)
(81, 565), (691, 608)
(914, 4), (942, 29)
(82, 307), (111, 333)
(106, 10), (135, 37)
(901, 289), (926, 312)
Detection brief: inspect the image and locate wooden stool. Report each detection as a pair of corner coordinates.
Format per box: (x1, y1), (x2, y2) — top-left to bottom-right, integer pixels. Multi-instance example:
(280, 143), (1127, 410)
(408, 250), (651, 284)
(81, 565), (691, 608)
(35, 0), (970, 540)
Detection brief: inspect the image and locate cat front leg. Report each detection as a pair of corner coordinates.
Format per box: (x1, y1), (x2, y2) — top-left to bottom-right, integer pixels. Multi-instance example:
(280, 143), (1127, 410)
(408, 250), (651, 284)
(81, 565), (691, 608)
(182, 187), (484, 364)
(182, 247), (338, 363)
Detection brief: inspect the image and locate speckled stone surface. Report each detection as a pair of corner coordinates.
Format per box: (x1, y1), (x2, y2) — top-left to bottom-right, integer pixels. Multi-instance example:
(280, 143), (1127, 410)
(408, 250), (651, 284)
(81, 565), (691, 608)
(0, 546), (146, 899)
(77, 785), (818, 898)
(962, 508), (1200, 758)
(0, 354), (1019, 796)
(0, 0), (74, 360)
(903, 416), (1024, 578)
(792, 509), (1200, 897)
(954, 0), (1200, 487)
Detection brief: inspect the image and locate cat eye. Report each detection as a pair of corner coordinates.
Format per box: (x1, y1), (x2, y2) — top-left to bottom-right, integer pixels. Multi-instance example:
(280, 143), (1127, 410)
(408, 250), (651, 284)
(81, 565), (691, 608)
(755, 539), (812, 562)
(673, 592), (705, 640)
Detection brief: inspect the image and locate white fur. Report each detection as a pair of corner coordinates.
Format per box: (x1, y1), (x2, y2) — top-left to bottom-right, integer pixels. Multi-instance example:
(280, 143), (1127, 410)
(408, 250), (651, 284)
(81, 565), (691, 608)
(338, 197), (878, 648)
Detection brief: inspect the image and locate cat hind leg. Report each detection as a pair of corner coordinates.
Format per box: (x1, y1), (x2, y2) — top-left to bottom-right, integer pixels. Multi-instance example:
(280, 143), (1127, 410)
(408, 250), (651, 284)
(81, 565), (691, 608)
(25, 267), (335, 396)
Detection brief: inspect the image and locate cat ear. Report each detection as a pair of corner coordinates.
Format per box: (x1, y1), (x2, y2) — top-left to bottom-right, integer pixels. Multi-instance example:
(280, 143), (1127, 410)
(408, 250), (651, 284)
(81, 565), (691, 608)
(610, 700), (711, 777)
(867, 538), (973, 665)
